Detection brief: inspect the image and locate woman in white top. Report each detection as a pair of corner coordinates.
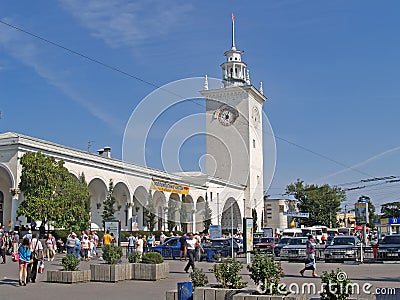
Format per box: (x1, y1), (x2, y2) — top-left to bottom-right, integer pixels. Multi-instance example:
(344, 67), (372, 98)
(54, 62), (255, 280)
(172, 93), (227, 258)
(81, 236), (90, 261)
(184, 233), (204, 273)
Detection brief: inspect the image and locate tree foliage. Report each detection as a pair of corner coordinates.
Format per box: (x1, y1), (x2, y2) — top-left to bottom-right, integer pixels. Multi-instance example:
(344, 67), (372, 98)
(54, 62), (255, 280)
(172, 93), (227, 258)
(285, 180), (345, 227)
(17, 152), (90, 232)
(381, 201), (400, 218)
(102, 179), (116, 222)
(203, 199), (212, 232)
(252, 208), (258, 232)
(145, 193), (157, 232)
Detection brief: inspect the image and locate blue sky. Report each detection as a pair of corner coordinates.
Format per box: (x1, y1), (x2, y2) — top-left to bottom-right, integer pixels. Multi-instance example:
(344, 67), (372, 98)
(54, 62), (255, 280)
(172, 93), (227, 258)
(1, 1), (400, 210)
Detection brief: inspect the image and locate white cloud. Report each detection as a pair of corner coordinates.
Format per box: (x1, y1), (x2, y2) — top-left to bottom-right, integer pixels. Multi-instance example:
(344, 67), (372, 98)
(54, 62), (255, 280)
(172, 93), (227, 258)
(59, 0), (193, 48)
(0, 18), (122, 129)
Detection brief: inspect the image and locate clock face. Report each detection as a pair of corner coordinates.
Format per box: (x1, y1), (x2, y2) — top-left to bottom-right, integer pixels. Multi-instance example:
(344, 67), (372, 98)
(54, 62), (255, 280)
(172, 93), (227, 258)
(217, 105), (238, 126)
(252, 106), (260, 127)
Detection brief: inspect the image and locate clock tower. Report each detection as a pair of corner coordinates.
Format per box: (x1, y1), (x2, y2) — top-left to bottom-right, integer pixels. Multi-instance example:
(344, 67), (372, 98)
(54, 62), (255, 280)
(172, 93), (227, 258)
(201, 14), (266, 225)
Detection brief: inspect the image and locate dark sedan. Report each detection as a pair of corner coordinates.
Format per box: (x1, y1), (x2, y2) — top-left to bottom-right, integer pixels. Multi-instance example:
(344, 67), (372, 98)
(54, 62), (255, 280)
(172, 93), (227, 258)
(324, 236), (362, 262)
(377, 234), (400, 260)
(204, 238), (240, 260)
(273, 237), (291, 256)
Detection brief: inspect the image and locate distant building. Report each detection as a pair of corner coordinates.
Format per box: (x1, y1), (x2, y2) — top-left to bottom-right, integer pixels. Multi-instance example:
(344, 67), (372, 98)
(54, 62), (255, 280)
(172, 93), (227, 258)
(264, 198), (297, 233)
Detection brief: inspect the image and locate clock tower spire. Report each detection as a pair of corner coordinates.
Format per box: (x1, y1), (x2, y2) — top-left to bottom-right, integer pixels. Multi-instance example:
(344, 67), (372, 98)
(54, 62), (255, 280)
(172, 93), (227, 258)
(221, 13), (248, 87)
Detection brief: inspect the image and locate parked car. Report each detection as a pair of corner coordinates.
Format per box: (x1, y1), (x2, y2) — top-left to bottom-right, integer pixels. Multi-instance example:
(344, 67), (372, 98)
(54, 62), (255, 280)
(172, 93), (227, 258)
(254, 237), (279, 254)
(204, 238), (240, 260)
(377, 234), (400, 260)
(324, 236), (362, 262)
(150, 237), (183, 259)
(280, 237), (309, 261)
(274, 237), (291, 256)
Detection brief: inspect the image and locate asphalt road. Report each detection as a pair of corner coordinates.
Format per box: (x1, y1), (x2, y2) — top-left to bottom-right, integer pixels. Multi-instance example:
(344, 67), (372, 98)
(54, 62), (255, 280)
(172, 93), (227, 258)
(0, 254), (398, 300)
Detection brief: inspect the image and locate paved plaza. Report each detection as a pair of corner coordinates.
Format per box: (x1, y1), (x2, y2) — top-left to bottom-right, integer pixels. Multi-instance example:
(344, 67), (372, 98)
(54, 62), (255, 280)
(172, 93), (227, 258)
(0, 254), (399, 300)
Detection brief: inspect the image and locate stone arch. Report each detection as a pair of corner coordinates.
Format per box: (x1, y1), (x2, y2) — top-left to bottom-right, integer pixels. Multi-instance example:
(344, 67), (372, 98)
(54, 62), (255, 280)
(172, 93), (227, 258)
(195, 196), (205, 233)
(167, 193), (181, 231)
(152, 190), (166, 231)
(133, 186), (149, 230)
(0, 164), (14, 229)
(182, 195), (194, 233)
(221, 197), (242, 233)
(113, 182), (131, 230)
(69, 172), (79, 182)
(88, 177), (108, 230)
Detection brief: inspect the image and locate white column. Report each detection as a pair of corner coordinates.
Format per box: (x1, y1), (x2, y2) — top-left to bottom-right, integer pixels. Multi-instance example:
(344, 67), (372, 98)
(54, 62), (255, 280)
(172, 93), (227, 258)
(192, 210), (196, 233)
(10, 196), (18, 230)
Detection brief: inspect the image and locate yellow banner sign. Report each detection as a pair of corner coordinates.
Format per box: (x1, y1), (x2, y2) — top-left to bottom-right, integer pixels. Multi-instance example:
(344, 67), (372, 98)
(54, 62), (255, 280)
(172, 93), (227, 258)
(150, 179), (189, 195)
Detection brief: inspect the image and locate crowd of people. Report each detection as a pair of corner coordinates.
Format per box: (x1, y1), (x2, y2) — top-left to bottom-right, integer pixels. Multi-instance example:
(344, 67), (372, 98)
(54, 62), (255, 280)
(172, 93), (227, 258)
(65, 230), (100, 261)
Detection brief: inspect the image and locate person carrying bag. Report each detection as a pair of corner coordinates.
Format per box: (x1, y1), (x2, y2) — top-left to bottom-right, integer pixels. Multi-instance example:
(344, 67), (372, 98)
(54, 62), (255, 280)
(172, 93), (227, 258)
(28, 233), (44, 283)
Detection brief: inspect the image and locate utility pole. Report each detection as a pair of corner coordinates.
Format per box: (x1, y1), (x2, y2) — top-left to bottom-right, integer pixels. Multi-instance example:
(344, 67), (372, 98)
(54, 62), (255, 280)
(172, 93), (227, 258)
(344, 204), (348, 228)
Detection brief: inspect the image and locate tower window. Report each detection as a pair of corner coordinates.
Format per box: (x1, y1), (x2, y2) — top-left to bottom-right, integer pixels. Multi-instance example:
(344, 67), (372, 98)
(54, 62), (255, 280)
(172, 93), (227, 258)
(235, 57), (237, 61)
(253, 139), (256, 148)
(230, 57), (232, 61)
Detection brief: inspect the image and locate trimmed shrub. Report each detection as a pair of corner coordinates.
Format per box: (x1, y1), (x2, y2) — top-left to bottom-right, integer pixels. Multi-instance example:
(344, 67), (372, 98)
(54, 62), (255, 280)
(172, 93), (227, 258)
(189, 268), (208, 288)
(211, 258), (247, 289)
(320, 269), (353, 300)
(247, 251), (286, 295)
(128, 252), (141, 263)
(102, 245), (123, 264)
(141, 252), (164, 264)
(62, 254), (80, 271)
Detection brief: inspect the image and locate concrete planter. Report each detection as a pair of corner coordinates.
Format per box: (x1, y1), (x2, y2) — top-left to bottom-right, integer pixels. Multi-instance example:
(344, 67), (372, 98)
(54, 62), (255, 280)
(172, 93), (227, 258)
(193, 286), (244, 300)
(165, 290), (179, 300)
(131, 262), (169, 281)
(193, 287), (306, 300)
(232, 293), (307, 300)
(47, 270), (91, 284)
(90, 264), (132, 282)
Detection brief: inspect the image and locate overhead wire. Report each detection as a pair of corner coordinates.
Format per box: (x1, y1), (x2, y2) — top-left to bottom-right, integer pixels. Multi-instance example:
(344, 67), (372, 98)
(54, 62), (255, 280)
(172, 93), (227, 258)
(0, 19), (379, 181)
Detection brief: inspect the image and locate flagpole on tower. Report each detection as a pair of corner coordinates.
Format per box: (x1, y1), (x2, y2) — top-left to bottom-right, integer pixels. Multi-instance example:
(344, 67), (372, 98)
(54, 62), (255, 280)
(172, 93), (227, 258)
(231, 13), (236, 50)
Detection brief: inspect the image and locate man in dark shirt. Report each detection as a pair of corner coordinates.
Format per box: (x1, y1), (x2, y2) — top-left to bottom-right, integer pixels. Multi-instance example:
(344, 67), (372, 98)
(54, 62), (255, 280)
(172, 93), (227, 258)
(179, 233), (187, 261)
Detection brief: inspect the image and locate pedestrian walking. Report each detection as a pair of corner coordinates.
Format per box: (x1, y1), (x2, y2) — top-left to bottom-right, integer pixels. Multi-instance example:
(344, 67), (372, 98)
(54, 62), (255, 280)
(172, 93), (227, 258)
(184, 233), (204, 273)
(0, 233), (6, 263)
(300, 235), (318, 277)
(66, 232), (77, 255)
(102, 230), (113, 246)
(18, 238), (31, 286)
(12, 231), (20, 254)
(81, 235), (90, 261)
(135, 235), (144, 258)
(45, 234), (55, 261)
(127, 232), (136, 256)
(27, 233), (44, 283)
(179, 233), (187, 261)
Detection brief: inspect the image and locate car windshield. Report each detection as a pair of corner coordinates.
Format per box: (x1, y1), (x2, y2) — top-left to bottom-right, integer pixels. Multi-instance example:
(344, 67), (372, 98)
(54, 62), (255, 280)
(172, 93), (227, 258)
(278, 238), (290, 245)
(210, 240), (229, 247)
(302, 229), (311, 235)
(260, 237), (275, 244)
(331, 237), (356, 246)
(288, 238), (308, 245)
(381, 236), (400, 244)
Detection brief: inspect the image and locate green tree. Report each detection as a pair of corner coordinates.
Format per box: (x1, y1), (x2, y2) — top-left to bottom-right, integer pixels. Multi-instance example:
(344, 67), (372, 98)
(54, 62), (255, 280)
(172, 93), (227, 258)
(55, 172), (91, 231)
(145, 194), (157, 232)
(17, 152), (90, 231)
(102, 179), (116, 221)
(381, 201), (400, 218)
(203, 199), (212, 232)
(286, 180), (345, 227)
(252, 208), (258, 232)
